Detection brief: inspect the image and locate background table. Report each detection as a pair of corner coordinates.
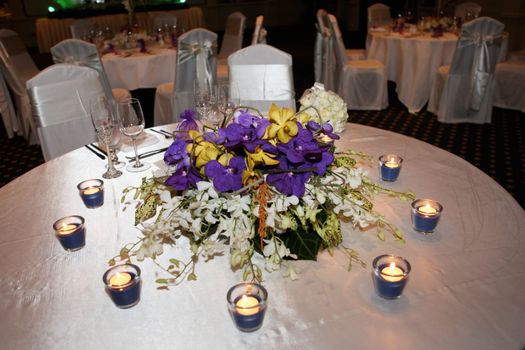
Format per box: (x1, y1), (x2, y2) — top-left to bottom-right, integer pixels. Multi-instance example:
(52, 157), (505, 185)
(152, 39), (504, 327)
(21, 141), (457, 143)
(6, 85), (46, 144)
(102, 47), (176, 90)
(0, 124), (523, 349)
(368, 32), (458, 114)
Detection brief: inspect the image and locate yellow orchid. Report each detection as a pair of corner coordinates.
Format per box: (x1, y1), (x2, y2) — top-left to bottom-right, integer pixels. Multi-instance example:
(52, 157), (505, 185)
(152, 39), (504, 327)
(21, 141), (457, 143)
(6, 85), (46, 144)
(218, 153), (234, 167)
(247, 145), (280, 166)
(242, 157), (261, 185)
(265, 104), (298, 143)
(187, 130), (222, 169)
(296, 111), (313, 126)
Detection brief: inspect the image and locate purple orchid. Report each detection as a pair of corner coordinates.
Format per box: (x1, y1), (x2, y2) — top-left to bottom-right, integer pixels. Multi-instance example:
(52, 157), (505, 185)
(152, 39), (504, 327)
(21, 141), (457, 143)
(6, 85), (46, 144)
(306, 121), (340, 140)
(236, 112), (270, 139)
(223, 123), (262, 153)
(176, 109), (199, 140)
(164, 139), (190, 167)
(204, 156), (246, 192)
(266, 157), (312, 197)
(165, 166), (202, 191)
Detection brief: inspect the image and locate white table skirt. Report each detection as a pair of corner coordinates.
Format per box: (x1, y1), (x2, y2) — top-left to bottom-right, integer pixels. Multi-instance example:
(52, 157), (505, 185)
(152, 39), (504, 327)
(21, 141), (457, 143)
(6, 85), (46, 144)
(0, 124), (523, 349)
(367, 32), (458, 114)
(102, 48), (176, 90)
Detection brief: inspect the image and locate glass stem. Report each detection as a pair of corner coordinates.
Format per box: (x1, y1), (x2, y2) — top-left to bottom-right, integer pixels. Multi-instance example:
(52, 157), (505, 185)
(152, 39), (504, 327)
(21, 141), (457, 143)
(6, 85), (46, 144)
(106, 142), (116, 173)
(132, 137), (141, 167)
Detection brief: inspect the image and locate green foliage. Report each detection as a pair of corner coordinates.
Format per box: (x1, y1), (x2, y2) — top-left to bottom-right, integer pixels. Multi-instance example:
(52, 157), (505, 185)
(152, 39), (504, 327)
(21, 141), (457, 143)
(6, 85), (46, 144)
(280, 224), (323, 261)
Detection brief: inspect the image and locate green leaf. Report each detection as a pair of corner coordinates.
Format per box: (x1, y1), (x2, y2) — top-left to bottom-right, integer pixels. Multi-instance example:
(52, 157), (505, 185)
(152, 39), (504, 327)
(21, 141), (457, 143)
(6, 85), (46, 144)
(134, 194), (158, 225)
(377, 229), (385, 241)
(187, 272), (197, 281)
(169, 258), (181, 268)
(280, 224), (323, 261)
(119, 247), (129, 260)
(156, 278), (169, 284)
(108, 258), (116, 266)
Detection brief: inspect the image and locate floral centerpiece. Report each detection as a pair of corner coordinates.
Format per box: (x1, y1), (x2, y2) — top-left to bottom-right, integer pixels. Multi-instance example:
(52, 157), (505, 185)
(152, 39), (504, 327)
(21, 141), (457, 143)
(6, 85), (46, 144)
(111, 86), (413, 286)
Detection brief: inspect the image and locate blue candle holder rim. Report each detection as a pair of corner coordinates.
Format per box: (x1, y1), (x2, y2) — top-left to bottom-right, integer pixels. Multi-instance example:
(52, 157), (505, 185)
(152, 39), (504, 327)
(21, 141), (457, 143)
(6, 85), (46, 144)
(77, 178), (104, 191)
(102, 263), (142, 287)
(372, 254), (412, 278)
(378, 154), (404, 164)
(411, 198), (443, 213)
(53, 215), (85, 231)
(226, 282), (268, 309)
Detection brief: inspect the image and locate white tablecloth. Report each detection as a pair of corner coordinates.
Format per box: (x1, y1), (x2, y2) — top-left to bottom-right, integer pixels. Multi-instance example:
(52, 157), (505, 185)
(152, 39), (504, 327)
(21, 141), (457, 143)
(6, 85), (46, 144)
(102, 48), (176, 90)
(0, 124), (523, 349)
(368, 32), (458, 113)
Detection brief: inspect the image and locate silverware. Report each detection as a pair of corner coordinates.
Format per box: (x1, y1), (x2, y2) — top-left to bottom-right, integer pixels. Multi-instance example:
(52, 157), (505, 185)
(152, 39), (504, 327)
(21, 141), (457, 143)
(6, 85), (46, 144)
(126, 147), (169, 161)
(90, 143), (108, 156)
(150, 129), (172, 139)
(160, 129), (174, 137)
(85, 144), (105, 160)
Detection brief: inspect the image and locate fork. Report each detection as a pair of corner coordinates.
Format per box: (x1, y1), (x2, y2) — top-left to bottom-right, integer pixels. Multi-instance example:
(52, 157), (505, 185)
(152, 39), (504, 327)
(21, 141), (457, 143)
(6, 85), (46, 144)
(150, 129), (172, 139)
(125, 147), (169, 161)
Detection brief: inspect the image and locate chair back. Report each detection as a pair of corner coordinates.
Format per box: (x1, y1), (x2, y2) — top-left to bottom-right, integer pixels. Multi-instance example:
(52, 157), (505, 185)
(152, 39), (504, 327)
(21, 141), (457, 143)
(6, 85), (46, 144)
(27, 64), (105, 161)
(327, 14), (349, 91)
(0, 62), (18, 138)
(219, 12), (246, 59)
(367, 3), (392, 29)
(314, 9), (328, 82)
(251, 16), (267, 45)
(454, 2), (482, 20)
(51, 39), (115, 108)
(174, 28), (218, 117)
(449, 16), (504, 110)
(70, 19), (94, 39)
(152, 12), (178, 30)
(228, 44), (295, 113)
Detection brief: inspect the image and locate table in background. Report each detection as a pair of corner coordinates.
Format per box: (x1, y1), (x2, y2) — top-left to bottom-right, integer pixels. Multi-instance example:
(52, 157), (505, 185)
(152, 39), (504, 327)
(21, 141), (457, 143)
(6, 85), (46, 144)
(102, 47), (176, 90)
(0, 124), (523, 349)
(36, 7), (203, 53)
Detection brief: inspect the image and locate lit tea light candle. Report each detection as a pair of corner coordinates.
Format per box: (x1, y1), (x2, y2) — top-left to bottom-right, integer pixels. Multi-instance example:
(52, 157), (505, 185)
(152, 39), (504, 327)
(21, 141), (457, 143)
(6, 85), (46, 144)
(373, 255), (411, 299)
(227, 282), (268, 332)
(103, 264), (142, 309)
(53, 215), (86, 251)
(411, 199), (443, 234)
(77, 179), (104, 208)
(379, 154), (403, 181)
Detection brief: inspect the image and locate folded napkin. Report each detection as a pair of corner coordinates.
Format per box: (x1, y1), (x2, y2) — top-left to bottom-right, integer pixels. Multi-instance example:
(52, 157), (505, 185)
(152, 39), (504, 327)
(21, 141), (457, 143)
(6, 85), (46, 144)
(120, 132), (160, 154)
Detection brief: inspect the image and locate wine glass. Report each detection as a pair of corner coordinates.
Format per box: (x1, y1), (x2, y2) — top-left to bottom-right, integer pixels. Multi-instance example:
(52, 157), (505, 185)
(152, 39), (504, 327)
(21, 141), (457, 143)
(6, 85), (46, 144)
(194, 81), (216, 129)
(117, 98), (151, 173)
(89, 95), (123, 179)
(217, 82), (239, 125)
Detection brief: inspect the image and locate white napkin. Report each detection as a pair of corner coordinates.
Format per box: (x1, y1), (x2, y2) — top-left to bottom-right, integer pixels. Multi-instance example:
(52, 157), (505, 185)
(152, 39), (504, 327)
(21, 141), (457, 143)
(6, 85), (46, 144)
(119, 132), (160, 154)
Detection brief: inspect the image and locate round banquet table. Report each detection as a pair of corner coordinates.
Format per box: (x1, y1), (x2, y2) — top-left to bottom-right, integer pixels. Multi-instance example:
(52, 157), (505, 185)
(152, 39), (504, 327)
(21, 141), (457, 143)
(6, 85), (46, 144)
(101, 47), (176, 90)
(367, 31), (458, 114)
(0, 124), (523, 349)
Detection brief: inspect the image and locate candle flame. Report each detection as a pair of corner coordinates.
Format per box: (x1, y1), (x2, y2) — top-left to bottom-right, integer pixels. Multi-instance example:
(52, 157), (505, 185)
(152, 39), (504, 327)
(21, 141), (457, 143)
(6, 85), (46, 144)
(390, 157), (395, 163)
(389, 262), (396, 272)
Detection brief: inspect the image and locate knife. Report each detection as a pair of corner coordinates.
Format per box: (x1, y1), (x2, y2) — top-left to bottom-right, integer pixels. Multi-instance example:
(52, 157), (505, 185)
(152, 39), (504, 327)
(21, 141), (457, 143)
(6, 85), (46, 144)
(85, 144), (105, 160)
(90, 143), (108, 156)
(127, 147), (169, 162)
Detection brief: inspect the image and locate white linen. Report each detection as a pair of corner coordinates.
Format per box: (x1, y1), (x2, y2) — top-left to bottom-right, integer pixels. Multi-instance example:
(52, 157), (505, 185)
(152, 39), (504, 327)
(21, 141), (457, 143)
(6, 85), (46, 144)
(101, 48), (177, 90)
(0, 123), (523, 349)
(367, 3), (392, 29)
(26, 64), (104, 161)
(120, 132), (160, 154)
(428, 17), (504, 124)
(493, 60), (525, 112)
(314, 9), (328, 83)
(229, 44), (295, 113)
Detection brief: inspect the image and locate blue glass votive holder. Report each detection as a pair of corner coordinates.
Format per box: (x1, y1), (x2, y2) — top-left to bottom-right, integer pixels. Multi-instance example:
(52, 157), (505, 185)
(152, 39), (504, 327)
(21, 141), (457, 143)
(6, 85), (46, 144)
(77, 179), (104, 208)
(378, 154), (403, 182)
(373, 254), (411, 299)
(411, 199), (443, 234)
(53, 215), (86, 251)
(103, 264), (142, 309)
(227, 282), (268, 332)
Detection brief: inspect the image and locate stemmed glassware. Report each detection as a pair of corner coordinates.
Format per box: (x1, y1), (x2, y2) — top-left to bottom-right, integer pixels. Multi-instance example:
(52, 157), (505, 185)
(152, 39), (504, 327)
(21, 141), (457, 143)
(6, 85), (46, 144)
(217, 82), (240, 125)
(194, 81), (218, 129)
(89, 95), (123, 179)
(117, 98), (151, 173)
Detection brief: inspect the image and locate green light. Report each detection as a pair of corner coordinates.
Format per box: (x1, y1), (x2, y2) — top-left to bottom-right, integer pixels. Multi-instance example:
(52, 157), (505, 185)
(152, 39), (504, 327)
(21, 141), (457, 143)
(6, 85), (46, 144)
(48, 6), (56, 12)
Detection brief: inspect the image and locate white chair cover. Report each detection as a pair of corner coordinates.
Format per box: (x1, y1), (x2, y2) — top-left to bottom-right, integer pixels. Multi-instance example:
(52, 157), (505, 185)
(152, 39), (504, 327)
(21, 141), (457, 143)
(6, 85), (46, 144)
(50, 39), (130, 113)
(154, 28), (217, 125)
(367, 3), (392, 29)
(454, 2), (482, 20)
(152, 12), (178, 30)
(229, 44), (295, 114)
(251, 16), (267, 45)
(493, 60), (525, 112)
(218, 12), (246, 59)
(70, 19), (93, 40)
(26, 64), (104, 161)
(327, 14), (387, 110)
(0, 62), (18, 138)
(428, 17), (504, 124)
(314, 9), (328, 83)
(0, 29), (40, 144)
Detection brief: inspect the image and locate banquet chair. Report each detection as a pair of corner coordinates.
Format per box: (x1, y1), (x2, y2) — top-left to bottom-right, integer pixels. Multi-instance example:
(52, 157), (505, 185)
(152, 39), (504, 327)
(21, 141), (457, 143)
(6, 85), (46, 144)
(0, 29), (40, 144)
(251, 16), (267, 45)
(327, 14), (387, 110)
(70, 19), (94, 40)
(367, 3), (392, 29)
(492, 60), (525, 112)
(428, 17), (504, 124)
(50, 39), (130, 112)
(314, 9), (329, 83)
(154, 28), (217, 125)
(152, 12), (178, 31)
(216, 12), (247, 83)
(26, 64), (105, 161)
(228, 44), (295, 114)
(0, 62), (18, 138)
(454, 2), (482, 20)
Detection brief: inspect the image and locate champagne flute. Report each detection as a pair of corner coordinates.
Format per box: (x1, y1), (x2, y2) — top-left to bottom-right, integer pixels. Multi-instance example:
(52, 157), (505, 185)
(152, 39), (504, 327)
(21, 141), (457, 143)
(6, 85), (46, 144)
(217, 82), (239, 124)
(117, 98), (151, 172)
(194, 81), (213, 129)
(90, 95), (123, 179)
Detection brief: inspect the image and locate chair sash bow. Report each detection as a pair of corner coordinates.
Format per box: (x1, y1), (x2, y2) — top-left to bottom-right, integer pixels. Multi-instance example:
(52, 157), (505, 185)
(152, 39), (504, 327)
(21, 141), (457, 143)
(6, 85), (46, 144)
(178, 40), (216, 91)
